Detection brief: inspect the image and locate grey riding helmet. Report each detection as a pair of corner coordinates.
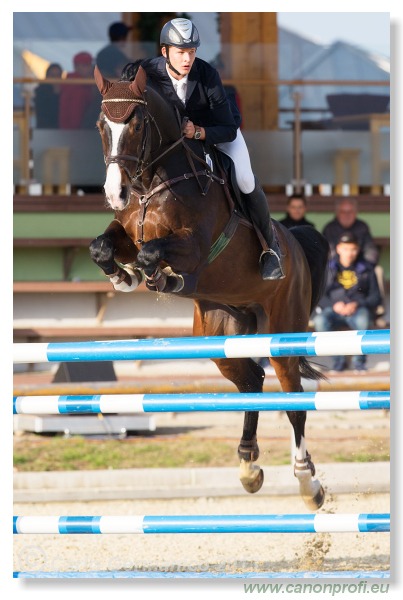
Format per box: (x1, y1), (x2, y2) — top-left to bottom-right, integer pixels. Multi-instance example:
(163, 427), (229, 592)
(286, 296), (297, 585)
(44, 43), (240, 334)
(160, 18), (200, 49)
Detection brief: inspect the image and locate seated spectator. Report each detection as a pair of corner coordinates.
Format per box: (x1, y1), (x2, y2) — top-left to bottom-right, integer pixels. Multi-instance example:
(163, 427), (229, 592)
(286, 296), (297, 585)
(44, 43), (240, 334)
(313, 232), (381, 373)
(59, 52), (96, 129)
(96, 21), (132, 79)
(34, 63), (63, 128)
(322, 197), (386, 324)
(279, 194), (315, 229)
(322, 198), (379, 265)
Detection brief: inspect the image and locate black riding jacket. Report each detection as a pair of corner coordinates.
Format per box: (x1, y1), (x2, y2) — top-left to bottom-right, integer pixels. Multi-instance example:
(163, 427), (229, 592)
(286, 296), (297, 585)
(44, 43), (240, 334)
(141, 56), (240, 146)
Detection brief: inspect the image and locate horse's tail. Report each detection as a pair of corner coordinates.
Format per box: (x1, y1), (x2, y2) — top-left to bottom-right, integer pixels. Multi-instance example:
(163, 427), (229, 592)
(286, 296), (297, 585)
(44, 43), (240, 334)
(288, 225), (330, 382)
(288, 225), (330, 314)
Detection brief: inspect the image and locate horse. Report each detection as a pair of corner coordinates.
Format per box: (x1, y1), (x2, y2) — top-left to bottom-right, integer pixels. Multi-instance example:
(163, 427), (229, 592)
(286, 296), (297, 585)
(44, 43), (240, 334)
(89, 64), (330, 510)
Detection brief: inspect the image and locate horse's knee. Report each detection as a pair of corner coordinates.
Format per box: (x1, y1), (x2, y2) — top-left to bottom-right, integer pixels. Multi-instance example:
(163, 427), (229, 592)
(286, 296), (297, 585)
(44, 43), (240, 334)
(89, 236), (113, 264)
(136, 240), (162, 274)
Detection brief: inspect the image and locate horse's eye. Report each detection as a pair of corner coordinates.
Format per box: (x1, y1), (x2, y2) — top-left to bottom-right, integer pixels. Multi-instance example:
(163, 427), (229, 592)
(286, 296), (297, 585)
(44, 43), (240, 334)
(135, 123), (142, 131)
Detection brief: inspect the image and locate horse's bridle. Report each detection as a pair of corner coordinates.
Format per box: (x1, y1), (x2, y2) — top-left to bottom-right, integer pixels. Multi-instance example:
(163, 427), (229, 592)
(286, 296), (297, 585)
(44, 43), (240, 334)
(103, 99), (161, 184)
(102, 93), (245, 268)
(102, 98), (225, 245)
(103, 100), (216, 189)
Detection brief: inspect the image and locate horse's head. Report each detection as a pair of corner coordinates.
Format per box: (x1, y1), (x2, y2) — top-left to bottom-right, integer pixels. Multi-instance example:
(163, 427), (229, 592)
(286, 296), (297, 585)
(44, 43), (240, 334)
(95, 64), (181, 211)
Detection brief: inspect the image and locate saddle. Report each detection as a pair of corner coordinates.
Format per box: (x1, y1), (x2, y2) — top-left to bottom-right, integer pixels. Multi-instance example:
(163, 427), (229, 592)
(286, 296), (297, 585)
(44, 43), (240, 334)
(179, 115), (249, 221)
(210, 148), (250, 221)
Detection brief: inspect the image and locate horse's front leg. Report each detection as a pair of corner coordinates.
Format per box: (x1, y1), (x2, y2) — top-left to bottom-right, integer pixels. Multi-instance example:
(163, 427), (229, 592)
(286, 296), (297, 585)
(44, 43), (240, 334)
(89, 219), (143, 292)
(136, 231), (203, 294)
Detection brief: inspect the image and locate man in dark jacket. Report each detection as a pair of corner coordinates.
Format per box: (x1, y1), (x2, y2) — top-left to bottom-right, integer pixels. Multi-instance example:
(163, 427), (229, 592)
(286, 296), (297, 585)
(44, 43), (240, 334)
(279, 194), (315, 229)
(96, 22), (132, 79)
(313, 232), (381, 372)
(322, 198), (379, 265)
(138, 17), (284, 280)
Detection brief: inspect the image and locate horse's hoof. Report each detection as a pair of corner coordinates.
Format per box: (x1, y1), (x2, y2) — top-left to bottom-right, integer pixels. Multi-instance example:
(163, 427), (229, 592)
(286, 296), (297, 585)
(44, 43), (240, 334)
(295, 468), (326, 511)
(241, 467), (264, 494)
(301, 484), (326, 511)
(313, 485), (326, 509)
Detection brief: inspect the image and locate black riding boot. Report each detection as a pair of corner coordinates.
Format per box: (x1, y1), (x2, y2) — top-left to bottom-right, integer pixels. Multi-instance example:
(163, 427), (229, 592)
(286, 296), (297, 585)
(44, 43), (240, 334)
(243, 179), (285, 280)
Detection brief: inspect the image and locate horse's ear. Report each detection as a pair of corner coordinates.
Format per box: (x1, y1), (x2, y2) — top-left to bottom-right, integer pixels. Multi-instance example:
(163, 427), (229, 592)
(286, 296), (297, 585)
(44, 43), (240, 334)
(129, 65), (147, 97)
(94, 65), (112, 96)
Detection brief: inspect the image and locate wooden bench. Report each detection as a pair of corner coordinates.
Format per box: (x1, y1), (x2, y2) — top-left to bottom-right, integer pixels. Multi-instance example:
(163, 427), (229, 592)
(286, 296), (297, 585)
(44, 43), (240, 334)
(14, 234), (390, 283)
(13, 234), (390, 341)
(13, 325), (194, 342)
(14, 280), (126, 293)
(14, 238), (94, 280)
(14, 235), (391, 251)
(13, 280), (193, 342)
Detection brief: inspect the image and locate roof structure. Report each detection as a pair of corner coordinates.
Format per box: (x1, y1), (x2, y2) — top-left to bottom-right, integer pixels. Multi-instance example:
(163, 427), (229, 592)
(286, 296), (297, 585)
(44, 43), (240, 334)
(13, 12), (390, 123)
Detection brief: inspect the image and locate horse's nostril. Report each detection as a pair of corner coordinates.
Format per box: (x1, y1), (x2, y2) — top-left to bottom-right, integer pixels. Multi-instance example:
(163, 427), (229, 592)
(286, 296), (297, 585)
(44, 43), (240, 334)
(120, 186), (128, 200)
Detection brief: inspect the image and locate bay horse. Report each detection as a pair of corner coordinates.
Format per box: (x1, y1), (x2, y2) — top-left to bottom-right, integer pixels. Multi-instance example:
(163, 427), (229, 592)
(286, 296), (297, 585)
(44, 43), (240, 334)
(90, 64), (330, 510)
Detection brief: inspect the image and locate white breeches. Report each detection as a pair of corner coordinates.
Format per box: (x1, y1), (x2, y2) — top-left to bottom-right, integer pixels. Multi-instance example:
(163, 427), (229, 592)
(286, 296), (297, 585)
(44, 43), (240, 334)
(216, 129), (255, 194)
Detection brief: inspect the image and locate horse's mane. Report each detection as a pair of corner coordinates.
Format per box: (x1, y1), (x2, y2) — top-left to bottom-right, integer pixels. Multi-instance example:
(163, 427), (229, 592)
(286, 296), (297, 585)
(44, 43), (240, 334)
(120, 60), (144, 83)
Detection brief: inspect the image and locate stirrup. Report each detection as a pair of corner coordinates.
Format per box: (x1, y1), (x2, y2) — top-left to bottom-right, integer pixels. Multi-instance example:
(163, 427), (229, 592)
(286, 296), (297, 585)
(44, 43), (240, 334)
(260, 248), (285, 280)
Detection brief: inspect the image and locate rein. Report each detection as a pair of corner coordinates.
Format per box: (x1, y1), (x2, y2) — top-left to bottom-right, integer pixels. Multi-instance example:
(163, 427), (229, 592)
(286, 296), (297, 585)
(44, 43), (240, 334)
(104, 101), (245, 261)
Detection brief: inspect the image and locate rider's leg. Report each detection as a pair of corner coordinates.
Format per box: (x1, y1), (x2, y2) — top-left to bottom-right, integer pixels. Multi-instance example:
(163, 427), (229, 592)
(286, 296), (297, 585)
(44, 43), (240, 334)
(217, 130), (284, 280)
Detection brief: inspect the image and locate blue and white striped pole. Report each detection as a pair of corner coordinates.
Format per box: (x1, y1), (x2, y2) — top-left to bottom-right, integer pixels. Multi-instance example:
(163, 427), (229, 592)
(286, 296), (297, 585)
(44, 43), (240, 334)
(13, 513), (390, 534)
(12, 570), (391, 579)
(13, 329), (390, 363)
(13, 391), (390, 415)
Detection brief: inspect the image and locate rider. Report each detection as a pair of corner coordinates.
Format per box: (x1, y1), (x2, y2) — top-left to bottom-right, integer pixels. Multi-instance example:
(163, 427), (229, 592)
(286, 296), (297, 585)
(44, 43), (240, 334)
(138, 17), (284, 280)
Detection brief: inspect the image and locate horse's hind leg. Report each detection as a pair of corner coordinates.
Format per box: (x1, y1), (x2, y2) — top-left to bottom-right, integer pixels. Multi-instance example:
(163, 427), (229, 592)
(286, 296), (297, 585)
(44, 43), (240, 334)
(269, 353), (325, 511)
(193, 300), (265, 494)
(216, 357), (265, 493)
(288, 407), (325, 510)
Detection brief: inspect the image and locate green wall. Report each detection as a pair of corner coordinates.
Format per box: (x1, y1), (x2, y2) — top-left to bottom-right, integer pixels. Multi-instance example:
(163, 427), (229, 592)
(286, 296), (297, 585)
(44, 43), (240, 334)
(13, 210), (390, 282)
(14, 213), (112, 239)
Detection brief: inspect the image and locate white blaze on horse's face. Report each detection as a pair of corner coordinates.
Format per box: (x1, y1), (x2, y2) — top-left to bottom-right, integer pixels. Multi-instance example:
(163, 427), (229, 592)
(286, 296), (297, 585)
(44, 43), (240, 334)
(104, 117), (127, 211)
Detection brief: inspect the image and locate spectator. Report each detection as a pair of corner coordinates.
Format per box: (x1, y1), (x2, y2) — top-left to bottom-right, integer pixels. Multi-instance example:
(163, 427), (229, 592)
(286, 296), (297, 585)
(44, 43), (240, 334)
(96, 21), (133, 79)
(322, 198), (379, 265)
(59, 52), (96, 129)
(279, 194), (315, 229)
(322, 197), (386, 324)
(313, 232), (381, 372)
(34, 63), (63, 128)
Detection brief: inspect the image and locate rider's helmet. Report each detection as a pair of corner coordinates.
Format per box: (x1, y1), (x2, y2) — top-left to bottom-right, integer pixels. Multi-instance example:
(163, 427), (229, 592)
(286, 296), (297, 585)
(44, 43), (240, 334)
(160, 18), (200, 49)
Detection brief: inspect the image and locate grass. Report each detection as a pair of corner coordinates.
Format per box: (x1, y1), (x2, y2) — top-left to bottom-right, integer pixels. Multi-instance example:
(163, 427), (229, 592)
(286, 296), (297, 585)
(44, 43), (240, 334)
(13, 435), (238, 471)
(13, 433), (390, 472)
(334, 452), (390, 463)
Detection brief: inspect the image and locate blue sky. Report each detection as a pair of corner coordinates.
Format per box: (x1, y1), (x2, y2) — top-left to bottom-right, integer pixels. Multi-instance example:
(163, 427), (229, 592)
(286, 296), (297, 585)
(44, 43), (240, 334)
(277, 12), (390, 58)
(188, 11), (391, 65)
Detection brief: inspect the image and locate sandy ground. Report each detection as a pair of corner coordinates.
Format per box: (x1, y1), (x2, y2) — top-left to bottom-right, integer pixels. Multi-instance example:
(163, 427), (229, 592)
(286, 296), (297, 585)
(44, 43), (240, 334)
(14, 492), (389, 576)
(13, 356), (391, 577)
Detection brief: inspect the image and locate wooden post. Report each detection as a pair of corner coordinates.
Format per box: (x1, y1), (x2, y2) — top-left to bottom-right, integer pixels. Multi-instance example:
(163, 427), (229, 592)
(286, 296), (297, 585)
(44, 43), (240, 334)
(292, 91), (303, 193)
(220, 12), (279, 130)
